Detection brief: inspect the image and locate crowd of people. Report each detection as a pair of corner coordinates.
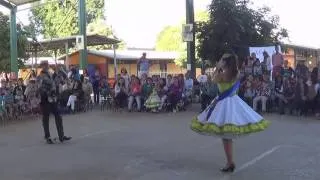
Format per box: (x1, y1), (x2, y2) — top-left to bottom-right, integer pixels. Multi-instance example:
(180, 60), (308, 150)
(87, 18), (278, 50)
(1, 48), (320, 121)
(0, 66), (199, 121)
(110, 68), (198, 112)
(237, 51), (320, 118)
(0, 75), (42, 120)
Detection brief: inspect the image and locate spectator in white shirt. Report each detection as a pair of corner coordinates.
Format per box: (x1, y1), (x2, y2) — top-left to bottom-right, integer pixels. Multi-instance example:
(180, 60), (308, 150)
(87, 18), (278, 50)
(184, 72), (194, 98)
(197, 69), (208, 84)
(262, 51), (272, 74)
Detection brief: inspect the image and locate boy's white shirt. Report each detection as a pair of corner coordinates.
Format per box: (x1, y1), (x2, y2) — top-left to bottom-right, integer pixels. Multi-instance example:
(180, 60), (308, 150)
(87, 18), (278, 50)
(197, 75), (208, 83)
(185, 78), (194, 90)
(114, 85), (121, 95)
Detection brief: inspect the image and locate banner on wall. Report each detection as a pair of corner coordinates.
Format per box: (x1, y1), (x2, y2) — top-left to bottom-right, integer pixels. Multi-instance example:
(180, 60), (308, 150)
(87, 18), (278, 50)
(249, 46), (282, 63)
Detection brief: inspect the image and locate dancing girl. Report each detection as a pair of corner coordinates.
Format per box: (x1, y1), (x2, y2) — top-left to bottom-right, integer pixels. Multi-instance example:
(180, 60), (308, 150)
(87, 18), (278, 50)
(191, 53), (270, 172)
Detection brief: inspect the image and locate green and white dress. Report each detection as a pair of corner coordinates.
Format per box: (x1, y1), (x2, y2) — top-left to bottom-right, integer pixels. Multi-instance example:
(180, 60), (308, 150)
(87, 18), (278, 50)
(144, 89), (161, 111)
(191, 81), (270, 139)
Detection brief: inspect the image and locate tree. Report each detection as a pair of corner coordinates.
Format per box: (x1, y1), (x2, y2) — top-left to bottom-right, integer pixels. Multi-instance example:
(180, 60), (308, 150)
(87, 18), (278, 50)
(156, 26), (185, 52)
(30, 0), (104, 38)
(87, 19), (126, 50)
(30, 0), (125, 53)
(197, 0), (288, 64)
(0, 12), (28, 72)
(155, 10), (209, 67)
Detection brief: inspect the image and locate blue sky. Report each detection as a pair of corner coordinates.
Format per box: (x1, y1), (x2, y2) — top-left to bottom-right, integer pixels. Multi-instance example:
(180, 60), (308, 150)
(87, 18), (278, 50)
(1, 0), (320, 48)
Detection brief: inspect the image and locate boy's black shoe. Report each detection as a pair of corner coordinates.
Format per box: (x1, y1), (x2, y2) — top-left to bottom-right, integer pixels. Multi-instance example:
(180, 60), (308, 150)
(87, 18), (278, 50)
(59, 136), (72, 143)
(46, 138), (54, 144)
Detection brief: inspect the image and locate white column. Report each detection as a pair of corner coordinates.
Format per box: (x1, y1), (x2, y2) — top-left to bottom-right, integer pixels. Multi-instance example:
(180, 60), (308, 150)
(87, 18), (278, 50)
(65, 42), (69, 71)
(113, 44), (117, 79)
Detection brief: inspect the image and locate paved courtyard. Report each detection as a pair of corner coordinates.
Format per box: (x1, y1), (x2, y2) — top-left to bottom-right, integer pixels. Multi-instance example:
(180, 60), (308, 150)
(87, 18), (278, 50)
(1, 105), (320, 180)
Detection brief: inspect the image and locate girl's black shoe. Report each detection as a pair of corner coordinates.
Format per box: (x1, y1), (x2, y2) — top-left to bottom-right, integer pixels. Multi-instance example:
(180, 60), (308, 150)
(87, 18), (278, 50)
(220, 163), (235, 173)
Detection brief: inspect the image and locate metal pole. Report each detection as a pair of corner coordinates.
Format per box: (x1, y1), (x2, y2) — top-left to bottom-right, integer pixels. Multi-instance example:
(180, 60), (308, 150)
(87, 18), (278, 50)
(113, 44), (117, 79)
(10, 6), (18, 77)
(54, 49), (57, 67)
(35, 46), (38, 73)
(186, 0), (195, 78)
(78, 0), (87, 72)
(65, 42), (69, 71)
(317, 50), (320, 80)
(31, 53), (34, 69)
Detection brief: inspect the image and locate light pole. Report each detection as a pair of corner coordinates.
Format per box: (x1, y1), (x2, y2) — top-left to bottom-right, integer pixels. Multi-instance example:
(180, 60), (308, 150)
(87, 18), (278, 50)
(10, 6), (18, 78)
(78, 0), (87, 73)
(186, 0), (195, 78)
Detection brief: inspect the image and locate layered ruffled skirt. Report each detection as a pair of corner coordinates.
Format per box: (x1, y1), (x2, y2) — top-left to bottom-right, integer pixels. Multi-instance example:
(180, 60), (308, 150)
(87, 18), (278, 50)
(145, 94), (161, 109)
(191, 95), (270, 139)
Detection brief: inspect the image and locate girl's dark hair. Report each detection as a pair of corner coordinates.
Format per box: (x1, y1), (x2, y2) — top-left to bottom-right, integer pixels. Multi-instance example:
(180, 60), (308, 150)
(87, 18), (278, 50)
(221, 54), (239, 79)
(118, 77), (125, 85)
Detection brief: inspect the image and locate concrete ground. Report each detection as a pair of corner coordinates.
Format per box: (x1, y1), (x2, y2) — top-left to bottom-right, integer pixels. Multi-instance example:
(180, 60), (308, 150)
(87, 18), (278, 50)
(1, 105), (320, 180)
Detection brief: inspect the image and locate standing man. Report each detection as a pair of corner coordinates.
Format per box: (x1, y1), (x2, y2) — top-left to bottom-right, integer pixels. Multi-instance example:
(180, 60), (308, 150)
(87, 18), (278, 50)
(272, 45), (284, 79)
(262, 51), (272, 76)
(92, 68), (101, 104)
(282, 60), (295, 78)
(137, 52), (150, 78)
(295, 60), (309, 80)
(38, 61), (71, 144)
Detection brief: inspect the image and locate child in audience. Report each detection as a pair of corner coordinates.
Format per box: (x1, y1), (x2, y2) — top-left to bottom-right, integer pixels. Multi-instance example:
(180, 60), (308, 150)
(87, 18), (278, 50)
(243, 81), (255, 106)
(157, 78), (168, 111)
(145, 87), (161, 113)
(114, 77), (128, 109)
(100, 78), (110, 99)
(128, 76), (142, 112)
(168, 76), (183, 112)
(253, 77), (270, 113)
(142, 78), (153, 102)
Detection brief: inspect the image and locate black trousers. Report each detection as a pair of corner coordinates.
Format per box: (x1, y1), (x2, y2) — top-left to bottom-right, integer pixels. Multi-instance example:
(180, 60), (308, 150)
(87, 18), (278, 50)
(93, 90), (100, 104)
(115, 92), (127, 108)
(201, 94), (212, 111)
(41, 102), (64, 139)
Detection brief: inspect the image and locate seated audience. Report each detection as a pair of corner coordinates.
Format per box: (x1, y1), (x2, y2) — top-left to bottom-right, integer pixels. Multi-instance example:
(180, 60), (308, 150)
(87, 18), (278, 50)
(168, 77), (182, 112)
(128, 76), (142, 112)
(156, 78), (168, 111)
(253, 76), (271, 113)
(114, 77), (128, 109)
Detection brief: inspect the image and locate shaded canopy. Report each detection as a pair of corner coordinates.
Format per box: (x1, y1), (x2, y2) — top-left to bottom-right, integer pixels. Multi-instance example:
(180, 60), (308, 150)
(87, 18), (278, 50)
(0, 0), (39, 8)
(27, 34), (121, 53)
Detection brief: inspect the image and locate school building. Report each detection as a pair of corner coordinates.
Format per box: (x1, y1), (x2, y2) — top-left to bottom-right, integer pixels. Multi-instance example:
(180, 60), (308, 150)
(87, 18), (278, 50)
(58, 49), (191, 78)
(281, 44), (319, 70)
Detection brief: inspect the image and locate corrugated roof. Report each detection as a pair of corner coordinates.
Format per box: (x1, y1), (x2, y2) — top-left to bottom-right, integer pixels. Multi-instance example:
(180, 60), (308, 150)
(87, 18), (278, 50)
(282, 43), (319, 50)
(27, 34), (120, 52)
(58, 49), (179, 61)
(24, 57), (64, 66)
(0, 0), (38, 7)
(89, 50), (179, 60)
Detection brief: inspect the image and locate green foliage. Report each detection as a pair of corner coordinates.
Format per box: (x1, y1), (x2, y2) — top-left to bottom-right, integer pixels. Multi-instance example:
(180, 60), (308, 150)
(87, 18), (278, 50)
(0, 12), (28, 72)
(30, 0), (104, 38)
(155, 10), (209, 67)
(156, 26), (185, 52)
(87, 19), (126, 50)
(195, 10), (210, 23)
(197, 0), (289, 64)
(29, 0), (125, 56)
